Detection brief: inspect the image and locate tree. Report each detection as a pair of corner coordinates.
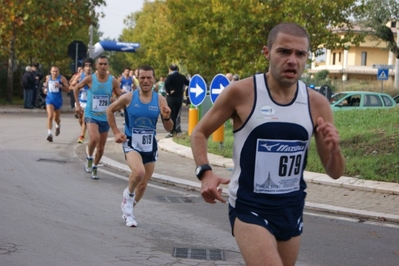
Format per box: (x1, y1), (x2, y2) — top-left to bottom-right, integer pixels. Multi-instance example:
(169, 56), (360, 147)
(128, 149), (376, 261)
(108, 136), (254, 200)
(0, 0), (106, 102)
(119, 0), (174, 78)
(354, 0), (399, 88)
(114, 0), (361, 82)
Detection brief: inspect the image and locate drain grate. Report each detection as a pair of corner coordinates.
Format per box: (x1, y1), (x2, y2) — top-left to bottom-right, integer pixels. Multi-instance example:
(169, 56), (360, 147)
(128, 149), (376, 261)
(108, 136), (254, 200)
(172, 248), (225, 260)
(156, 196), (198, 203)
(37, 158), (67, 164)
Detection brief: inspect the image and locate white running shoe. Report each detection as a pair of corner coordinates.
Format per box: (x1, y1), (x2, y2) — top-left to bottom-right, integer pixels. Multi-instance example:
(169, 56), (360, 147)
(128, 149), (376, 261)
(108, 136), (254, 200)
(91, 166), (99, 180)
(122, 214), (137, 227)
(121, 187), (137, 227)
(84, 157), (93, 173)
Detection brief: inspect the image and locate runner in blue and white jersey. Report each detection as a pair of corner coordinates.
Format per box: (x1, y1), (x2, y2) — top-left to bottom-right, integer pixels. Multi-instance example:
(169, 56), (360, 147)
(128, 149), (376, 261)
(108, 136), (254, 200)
(70, 57), (94, 143)
(42, 66), (70, 142)
(106, 65), (173, 227)
(72, 55), (121, 179)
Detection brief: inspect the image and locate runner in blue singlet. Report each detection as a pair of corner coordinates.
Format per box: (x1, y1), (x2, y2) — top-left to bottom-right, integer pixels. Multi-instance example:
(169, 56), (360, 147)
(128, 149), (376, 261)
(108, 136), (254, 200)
(106, 65), (173, 227)
(72, 55), (122, 180)
(42, 66), (70, 142)
(70, 58), (94, 143)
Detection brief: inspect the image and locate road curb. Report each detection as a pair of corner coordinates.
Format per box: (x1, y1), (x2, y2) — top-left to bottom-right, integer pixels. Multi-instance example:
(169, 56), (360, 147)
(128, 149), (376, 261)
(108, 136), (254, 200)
(101, 155), (399, 224)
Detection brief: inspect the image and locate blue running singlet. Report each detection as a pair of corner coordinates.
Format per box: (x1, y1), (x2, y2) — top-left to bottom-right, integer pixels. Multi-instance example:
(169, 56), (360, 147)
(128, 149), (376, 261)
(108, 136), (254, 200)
(85, 74), (113, 122)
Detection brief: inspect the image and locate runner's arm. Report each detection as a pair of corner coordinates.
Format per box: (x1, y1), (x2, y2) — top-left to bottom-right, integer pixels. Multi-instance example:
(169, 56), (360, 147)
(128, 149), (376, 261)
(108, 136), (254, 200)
(112, 77), (122, 100)
(61, 76), (70, 93)
(158, 95), (173, 132)
(73, 75), (92, 108)
(106, 92), (131, 142)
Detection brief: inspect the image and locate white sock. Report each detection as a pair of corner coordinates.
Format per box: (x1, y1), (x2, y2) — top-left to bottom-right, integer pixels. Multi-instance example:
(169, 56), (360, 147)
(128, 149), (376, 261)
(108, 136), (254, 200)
(48, 130), (52, 135)
(55, 124), (59, 128)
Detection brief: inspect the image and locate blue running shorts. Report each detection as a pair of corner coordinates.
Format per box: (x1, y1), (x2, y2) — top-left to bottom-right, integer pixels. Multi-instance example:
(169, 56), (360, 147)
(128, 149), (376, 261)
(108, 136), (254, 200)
(122, 136), (158, 164)
(84, 117), (110, 133)
(229, 204), (304, 241)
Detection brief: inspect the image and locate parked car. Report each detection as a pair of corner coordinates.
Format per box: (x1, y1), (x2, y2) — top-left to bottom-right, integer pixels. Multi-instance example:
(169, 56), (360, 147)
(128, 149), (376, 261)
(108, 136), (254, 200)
(394, 94), (399, 105)
(329, 91), (396, 111)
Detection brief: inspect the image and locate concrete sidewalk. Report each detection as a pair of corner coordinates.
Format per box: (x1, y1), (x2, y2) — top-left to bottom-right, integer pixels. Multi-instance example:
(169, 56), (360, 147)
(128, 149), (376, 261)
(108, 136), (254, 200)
(101, 134), (399, 224)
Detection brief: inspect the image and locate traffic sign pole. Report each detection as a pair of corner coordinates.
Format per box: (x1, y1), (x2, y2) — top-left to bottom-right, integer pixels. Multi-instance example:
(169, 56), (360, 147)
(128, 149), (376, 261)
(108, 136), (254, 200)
(377, 68), (389, 92)
(188, 108), (199, 136)
(209, 74), (230, 145)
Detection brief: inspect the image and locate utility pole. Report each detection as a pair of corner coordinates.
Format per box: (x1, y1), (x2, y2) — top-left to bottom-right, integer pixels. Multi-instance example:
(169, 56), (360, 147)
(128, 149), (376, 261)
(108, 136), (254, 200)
(89, 25), (94, 58)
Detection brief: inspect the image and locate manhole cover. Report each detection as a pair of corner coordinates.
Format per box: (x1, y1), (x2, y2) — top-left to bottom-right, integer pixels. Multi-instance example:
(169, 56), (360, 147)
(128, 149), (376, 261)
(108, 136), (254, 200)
(172, 248), (225, 260)
(37, 158), (67, 164)
(156, 196), (198, 203)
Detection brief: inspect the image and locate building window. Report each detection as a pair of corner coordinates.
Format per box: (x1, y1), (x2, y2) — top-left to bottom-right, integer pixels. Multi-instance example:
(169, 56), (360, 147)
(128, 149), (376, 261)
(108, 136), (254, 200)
(361, 52), (367, 66)
(339, 52), (341, 63)
(332, 53), (336, 65)
(391, 21), (396, 28)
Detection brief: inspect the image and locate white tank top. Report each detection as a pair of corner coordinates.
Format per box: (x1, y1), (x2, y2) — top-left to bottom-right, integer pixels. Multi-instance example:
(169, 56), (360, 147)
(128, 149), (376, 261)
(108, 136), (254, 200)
(229, 73), (314, 214)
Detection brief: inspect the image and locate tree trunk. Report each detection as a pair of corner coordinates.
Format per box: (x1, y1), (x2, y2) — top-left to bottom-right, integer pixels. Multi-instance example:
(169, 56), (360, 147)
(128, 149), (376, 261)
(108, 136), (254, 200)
(6, 32), (16, 102)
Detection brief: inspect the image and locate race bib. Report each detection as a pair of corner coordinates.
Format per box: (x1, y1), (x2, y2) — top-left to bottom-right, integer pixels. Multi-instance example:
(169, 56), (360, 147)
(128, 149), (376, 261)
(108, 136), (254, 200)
(48, 81), (59, 93)
(80, 90), (87, 101)
(131, 128), (154, 152)
(92, 95), (109, 112)
(123, 84), (131, 92)
(253, 139), (307, 195)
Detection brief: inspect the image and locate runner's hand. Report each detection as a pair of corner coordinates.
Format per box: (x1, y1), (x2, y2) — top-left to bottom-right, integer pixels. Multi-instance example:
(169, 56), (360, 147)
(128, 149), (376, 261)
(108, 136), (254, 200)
(160, 103), (171, 119)
(316, 117), (341, 154)
(75, 104), (82, 115)
(200, 171), (230, 204)
(114, 132), (127, 143)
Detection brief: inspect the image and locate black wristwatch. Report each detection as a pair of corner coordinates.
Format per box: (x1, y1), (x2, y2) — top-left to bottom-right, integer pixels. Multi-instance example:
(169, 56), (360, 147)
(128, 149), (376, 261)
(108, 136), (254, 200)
(195, 164), (212, 180)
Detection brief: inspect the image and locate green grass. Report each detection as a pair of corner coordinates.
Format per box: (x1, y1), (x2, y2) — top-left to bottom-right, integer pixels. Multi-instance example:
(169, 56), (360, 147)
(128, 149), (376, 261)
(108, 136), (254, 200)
(175, 108), (399, 183)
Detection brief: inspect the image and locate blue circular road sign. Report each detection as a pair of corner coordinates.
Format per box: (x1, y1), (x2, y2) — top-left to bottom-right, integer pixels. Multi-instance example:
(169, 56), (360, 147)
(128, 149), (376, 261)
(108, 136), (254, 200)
(189, 74), (207, 107)
(210, 74), (230, 104)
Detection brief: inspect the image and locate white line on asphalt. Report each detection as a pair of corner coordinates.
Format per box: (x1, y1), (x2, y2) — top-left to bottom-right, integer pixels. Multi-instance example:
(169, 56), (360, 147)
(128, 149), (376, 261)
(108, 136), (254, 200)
(99, 168), (199, 197)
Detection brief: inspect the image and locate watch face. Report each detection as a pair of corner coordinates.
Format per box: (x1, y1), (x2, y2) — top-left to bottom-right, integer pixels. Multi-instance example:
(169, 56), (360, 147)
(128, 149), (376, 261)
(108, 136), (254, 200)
(195, 166), (201, 176)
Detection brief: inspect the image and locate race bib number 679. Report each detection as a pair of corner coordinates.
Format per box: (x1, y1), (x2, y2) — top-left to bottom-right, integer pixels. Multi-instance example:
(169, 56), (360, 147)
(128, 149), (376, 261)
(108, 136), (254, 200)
(253, 139), (307, 194)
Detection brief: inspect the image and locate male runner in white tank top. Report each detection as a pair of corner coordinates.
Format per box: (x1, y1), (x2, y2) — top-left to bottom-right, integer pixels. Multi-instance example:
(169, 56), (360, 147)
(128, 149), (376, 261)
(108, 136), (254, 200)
(191, 22), (345, 266)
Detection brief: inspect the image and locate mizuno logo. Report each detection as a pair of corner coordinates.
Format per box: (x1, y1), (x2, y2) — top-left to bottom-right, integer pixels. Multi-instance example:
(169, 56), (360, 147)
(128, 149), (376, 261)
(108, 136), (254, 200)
(260, 143), (280, 151)
(276, 145), (305, 152)
(258, 140), (306, 153)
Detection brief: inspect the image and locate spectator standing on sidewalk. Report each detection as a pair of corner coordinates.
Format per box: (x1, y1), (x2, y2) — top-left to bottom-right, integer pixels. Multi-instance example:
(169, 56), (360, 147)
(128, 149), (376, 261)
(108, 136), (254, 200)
(73, 55), (121, 179)
(42, 66), (70, 142)
(106, 65), (173, 227)
(22, 66), (36, 109)
(164, 64), (189, 137)
(190, 22), (345, 266)
(31, 63), (43, 107)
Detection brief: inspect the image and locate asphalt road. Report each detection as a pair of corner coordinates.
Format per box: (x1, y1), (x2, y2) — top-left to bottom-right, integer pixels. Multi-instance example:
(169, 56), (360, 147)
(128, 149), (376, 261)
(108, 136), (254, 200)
(0, 112), (398, 266)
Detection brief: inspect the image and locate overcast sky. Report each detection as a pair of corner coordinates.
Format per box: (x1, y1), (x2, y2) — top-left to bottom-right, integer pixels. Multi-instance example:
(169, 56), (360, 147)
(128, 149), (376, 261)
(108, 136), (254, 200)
(96, 0), (145, 40)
